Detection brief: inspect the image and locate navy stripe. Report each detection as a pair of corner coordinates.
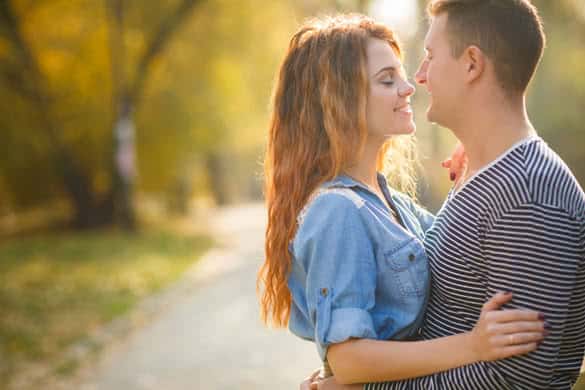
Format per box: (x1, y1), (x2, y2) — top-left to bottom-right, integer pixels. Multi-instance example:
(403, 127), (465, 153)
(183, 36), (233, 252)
(366, 139), (585, 390)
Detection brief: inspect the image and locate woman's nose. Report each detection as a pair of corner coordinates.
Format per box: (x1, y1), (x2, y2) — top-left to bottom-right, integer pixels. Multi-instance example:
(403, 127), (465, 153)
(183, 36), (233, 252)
(399, 80), (415, 97)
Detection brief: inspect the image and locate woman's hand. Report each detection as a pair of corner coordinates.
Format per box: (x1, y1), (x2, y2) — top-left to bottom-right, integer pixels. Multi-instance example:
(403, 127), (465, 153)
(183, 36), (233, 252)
(470, 291), (546, 361)
(442, 142), (467, 182)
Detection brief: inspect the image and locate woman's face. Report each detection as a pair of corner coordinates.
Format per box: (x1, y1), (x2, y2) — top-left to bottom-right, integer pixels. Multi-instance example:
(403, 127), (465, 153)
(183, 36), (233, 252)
(365, 38), (416, 141)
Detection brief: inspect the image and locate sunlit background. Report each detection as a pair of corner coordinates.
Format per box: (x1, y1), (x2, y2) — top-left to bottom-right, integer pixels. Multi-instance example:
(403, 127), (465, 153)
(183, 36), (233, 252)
(1, 0), (583, 388)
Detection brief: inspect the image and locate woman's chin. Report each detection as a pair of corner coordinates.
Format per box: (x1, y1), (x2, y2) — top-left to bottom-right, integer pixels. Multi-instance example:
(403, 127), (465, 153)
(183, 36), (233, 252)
(394, 124), (416, 136)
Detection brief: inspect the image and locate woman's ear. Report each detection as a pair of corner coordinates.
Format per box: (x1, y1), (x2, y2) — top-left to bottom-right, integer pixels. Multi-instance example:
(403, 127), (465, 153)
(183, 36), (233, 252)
(463, 45), (485, 83)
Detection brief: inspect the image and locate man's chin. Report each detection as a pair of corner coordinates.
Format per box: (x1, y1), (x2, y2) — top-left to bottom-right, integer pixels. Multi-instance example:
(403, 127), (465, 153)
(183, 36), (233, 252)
(426, 107), (435, 123)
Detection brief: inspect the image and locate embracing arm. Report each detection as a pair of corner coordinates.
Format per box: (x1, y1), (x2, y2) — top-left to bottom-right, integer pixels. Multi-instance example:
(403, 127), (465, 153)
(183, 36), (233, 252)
(357, 204), (584, 390)
(328, 292), (542, 385)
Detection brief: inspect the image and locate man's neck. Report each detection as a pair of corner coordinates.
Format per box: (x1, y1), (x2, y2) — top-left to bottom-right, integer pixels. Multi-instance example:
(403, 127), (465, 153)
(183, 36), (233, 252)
(454, 96), (536, 173)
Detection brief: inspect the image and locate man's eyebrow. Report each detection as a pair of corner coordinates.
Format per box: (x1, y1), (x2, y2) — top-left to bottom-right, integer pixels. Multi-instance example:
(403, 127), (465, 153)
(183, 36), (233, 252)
(374, 66), (396, 77)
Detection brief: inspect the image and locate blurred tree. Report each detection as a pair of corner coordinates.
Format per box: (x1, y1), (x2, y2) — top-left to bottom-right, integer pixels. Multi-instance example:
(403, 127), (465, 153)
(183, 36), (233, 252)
(0, 0), (294, 228)
(0, 0), (204, 229)
(105, 0), (203, 229)
(0, 0), (582, 229)
(0, 1), (98, 228)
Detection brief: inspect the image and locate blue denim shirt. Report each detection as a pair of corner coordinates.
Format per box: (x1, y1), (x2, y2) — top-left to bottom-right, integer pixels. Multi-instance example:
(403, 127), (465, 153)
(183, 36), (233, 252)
(287, 173), (434, 361)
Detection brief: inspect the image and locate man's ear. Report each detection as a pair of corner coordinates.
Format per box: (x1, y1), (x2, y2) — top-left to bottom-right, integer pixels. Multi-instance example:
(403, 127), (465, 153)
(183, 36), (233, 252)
(463, 45), (485, 83)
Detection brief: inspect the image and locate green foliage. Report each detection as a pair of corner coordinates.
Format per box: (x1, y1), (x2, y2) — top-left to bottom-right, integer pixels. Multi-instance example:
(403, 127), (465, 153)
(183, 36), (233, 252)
(0, 228), (212, 385)
(0, 0), (583, 214)
(0, 0), (299, 213)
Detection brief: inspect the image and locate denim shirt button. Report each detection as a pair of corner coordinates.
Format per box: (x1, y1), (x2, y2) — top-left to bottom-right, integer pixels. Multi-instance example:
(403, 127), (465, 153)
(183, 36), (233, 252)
(321, 288), (328, 297)
(408, 253), (416, 262)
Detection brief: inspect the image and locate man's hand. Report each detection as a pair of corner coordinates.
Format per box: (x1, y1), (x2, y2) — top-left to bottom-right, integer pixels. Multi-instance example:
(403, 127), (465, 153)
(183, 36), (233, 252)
(300, 368), (321, 390)
(300, 372), (362, 390)
(313, 376), (362, 390)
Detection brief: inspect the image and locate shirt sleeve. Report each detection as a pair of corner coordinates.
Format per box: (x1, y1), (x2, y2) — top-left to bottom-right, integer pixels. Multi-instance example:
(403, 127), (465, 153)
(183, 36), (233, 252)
(364, 202), (585, 389)
(294, 191), (378, 362)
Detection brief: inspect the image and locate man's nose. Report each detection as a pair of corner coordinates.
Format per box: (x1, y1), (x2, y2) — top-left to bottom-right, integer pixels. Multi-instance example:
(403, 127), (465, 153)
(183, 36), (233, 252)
(415, 63), (427, 85)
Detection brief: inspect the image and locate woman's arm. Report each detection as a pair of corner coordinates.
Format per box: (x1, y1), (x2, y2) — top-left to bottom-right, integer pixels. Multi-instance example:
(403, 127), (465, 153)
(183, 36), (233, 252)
(295, 191), (380, 362)
(327, 292), (544, 384)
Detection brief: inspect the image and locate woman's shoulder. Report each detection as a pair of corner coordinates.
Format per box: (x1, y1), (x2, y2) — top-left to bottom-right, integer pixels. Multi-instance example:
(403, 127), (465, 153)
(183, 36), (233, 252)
(297, 185), (365, 228)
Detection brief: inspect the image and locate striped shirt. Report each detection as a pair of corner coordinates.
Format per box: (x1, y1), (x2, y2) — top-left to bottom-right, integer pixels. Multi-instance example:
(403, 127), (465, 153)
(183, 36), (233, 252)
(366, 137), (585, 389)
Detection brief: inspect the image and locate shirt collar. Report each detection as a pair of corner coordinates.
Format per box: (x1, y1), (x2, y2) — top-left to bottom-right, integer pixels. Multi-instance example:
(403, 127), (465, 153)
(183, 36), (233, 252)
(321, 172), (389, 193)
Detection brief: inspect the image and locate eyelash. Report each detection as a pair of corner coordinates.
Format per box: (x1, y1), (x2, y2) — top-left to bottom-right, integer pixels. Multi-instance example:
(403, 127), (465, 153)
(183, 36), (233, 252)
(381, 80), (394, 86)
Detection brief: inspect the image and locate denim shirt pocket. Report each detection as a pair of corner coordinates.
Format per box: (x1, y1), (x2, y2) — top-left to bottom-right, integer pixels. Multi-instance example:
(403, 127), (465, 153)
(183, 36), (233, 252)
(383, 239), (428, 298)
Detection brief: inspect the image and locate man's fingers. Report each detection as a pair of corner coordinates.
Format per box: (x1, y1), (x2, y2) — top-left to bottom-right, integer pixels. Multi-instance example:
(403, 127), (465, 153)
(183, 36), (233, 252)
(308, 368), (321, 381)
(315, 377), (336, 390)
(482, 291), (514, 311)
(300, 378), (312, 390)
(301, 368), (322, 390)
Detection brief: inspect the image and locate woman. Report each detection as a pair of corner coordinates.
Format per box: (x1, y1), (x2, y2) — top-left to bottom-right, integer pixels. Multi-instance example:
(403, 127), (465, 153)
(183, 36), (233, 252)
(257, 14), (546, 385)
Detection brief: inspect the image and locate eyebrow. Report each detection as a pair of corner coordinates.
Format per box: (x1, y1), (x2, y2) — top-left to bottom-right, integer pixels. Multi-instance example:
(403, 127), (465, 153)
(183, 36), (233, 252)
(374, 66), (396, 77)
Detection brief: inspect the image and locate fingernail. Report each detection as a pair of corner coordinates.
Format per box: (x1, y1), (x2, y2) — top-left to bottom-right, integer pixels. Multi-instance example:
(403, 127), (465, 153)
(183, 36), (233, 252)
(503, 291), (513, 296)
(543, 329), (550, 337)
(538, 313), (545, 321)
(450, 172), (456, 181)
(544, 320), (550, 329)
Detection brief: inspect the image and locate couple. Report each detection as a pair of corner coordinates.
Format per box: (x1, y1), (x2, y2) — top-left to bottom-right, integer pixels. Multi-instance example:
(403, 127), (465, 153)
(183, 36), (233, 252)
(258, 0), (585, 389)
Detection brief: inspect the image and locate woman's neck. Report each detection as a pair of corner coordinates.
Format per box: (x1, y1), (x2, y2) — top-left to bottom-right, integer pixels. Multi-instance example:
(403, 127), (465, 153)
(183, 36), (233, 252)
(344, 138), (381, 189)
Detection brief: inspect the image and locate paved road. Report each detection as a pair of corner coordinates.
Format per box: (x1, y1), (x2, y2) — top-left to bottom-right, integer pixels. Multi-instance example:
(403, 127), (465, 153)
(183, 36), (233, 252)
(72, 203), (585, 389)
(80, 204), (319, 390)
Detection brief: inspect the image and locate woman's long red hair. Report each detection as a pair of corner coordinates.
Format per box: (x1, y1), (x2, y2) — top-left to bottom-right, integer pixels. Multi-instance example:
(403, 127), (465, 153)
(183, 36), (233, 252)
(258, 14), (414, 327)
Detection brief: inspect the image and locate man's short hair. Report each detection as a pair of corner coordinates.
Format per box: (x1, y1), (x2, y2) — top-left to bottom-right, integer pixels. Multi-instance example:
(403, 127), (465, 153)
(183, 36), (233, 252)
(428, 0), (546, 95)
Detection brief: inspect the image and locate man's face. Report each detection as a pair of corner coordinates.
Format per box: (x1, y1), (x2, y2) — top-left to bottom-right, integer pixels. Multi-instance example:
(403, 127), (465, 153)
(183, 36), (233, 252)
(415, 13), (465, 128)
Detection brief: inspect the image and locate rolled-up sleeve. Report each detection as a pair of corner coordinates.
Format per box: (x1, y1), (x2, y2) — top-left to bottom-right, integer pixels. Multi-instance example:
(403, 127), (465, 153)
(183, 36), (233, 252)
(294, 192), (378, 361)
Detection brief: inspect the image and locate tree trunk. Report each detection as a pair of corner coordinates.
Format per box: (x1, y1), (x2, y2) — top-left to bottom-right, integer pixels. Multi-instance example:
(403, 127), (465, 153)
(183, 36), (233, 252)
(107, 0), (136, 230)
(105, 0), (203, 230)
(111, 99), (137, 229)
(0, 1), (99, 230)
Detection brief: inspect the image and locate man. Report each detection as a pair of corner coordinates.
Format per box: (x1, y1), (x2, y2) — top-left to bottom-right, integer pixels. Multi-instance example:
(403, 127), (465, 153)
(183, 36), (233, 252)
(308, 0), (585, 388)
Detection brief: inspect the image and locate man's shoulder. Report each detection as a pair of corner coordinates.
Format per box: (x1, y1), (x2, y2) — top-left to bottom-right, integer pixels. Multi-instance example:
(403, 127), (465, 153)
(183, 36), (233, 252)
(519, 139), (585, 216)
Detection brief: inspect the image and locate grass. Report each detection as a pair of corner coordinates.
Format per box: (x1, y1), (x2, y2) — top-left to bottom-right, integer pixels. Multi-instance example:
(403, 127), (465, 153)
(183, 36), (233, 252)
(0, 227), (212, 386)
